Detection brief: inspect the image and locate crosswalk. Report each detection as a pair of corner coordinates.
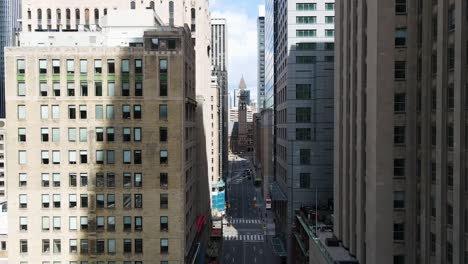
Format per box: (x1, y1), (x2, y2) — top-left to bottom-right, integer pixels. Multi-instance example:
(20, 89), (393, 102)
(230, 219), (262, 224)
(223, 234), (264, 241)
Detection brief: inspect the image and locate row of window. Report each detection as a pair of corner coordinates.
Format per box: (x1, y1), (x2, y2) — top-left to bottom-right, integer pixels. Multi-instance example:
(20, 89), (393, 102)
(19, 172), (168, 189)
(19, 215), (167, 232)
(18, 193), (170, 209)
(296, 29), (334, 37)
(19, 238), (170, 255)
(17, 104), (169, 121)
(19, 127), (168, 143)
(296, 3), (334, 11)
(296, 16), (334, 24)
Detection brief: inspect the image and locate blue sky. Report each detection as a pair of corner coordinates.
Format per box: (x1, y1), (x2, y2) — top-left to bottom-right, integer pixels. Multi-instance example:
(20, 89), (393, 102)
(211, 0), (264, 103)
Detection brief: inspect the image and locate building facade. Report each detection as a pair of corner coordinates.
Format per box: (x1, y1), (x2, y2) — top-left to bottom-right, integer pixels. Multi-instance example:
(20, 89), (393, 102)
(257, 5), (266, 110)
(6, 9), (210, 264)
(210, 18), (229, 181)
(335, 0), (468, 264)
(0, 0), (21, 118)
(265, 0), (335, 260)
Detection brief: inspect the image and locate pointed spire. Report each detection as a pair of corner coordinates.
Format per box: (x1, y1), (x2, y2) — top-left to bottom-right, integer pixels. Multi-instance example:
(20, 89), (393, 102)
(239, 75), (247, 90)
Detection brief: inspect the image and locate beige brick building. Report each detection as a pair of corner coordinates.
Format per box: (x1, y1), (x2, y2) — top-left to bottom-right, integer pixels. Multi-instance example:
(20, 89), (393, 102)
(335, 0), (468, 263)
(5, 14), (210, 263)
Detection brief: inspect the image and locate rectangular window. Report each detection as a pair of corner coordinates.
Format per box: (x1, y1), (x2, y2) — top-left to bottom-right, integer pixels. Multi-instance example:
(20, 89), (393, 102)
(394, 93), (406, 112)
(396, 0), (407, 13)
(95, 82), (102, 96)
(107, 59), (115, 74)
(41, 128), (49, 142)
(325, 16), (334, 24)
(42, 239), (50, 253)
(52, 173), (60, 186)
(19, 216), (28, 231)
(134, 105), (142, 119)
(52, 59), (60, 74)
(106, 127), (115, 142)
(67, 82), (75, 96)
(394, 191), (405, 208)
(160, 127), (168, 142)
(53, 194), (61, 208)
(69, 239), (77, 253)
(80, 60), (87, 74)
(395, 61), (406, 79)
(20, 239), (28, 253)
(107, 150), (115, 164)
(79, 150), (87, 164)
(42, 216), (50, 231)
(296, 128), (311, 141)
(393, 223), (404, 240)
(79, 128), (87, 142)
(108, 239), (116, 254)
(160, 173), (168, 188)
(53, 216), (61, 230)
(41, 105), (49, 119)
(19, 194), (27, 208)
(299, 173), (310, 188)
(299, 149), (311, 165)
(39, 59), (47, 74)
(107, 194), (115, 208)
(159, 104), (168, 120)
(122, 59), (130, 73)
(42, 173), (50, 187)
(296, 3), (316, 10)
(96, 194), (105, 208)
(80, 239), (89, 254)
(395, 28), (407, 46)
(52, 151), (60, 165)
(296, 107), (311, 123)
(123, 150), (131, 164)
(67, 59), (74, 74)
(96, 239), (104, 254)
(80, 82), (88, 96)
(79, 105), (87, 119)
(95, 105), (103, 119)
(325, 29), (334, 37)
(160, 216), (168, 231)
(68, 128), (76, 142)
(18, 105), (26, 120)
(134, 150), (142, 164)
(394, 159), (405, 177)
(134, 128), (142, 142)
(41, 150), (49, 164)
(80, 173), (88, 187)
(42, 194), (50, 208)
(17, 59), (25, 74)
(123, 216), (132, 231)
(160, 150), (168, 164)
(135, 59), (142, 73)
(19, 150), (27, 165)
(68, 105), (76, 119)
(135, 194), (143, 208)
(123, 128), (131, 142)
(80, 195), (88, 208)
(106, 105), (114, 119)
(160, 239), (168, 254)
(123, 193), (132, 208)
(107, 173), (115, 187)
(107, 82), (115, 96)
(69, 194), (77, 208)
(53, 82), (60, 96)
(135, 82), (143, 96)
(160, 193), (168, 209)
(18, 128), (26, 142)
(296, 43), (316, 51)
(296, 84), (311, 99)
(68, 150), (77, 164)
(122, 105), (131, 119)
(325, 3), (334, 10)
(123, 173), (132, 188)
(94, 60), (102, 74)
(160, 59), (168, 96)
(122, 81), (130, 96)
(19, 173), (27, 187)
(296, 30), (316, 37)
(135, 239), (143, 253)
(123, 239), (132, 253)
(107, 216), (116, 232)
(134, 173), (142, 187)
(17, 82), (26, 96)
(135, 216), (143, 231)
(40, 82), (48, 96)
(296, 16), (316, 24)
(394, 126), (405, 144)
(96, 150), (104, 164)
(96, 173), (105, 187)
(296, 56), (316, 64)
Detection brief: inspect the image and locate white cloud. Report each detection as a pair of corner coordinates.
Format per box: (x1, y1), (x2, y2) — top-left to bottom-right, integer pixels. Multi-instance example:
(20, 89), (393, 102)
(211, 9), (258, 97)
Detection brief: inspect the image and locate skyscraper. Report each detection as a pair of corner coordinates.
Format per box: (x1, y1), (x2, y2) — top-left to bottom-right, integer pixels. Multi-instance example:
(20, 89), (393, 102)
(257, 5), (266, 110)
(210, 18), (229, 181)
(265, 0), (335, 260)
(335, 0), (468, 263)
(0, 0), (21, 118)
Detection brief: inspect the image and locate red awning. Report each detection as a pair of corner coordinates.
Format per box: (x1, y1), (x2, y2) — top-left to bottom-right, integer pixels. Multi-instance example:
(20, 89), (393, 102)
(196, 215), (206, 233)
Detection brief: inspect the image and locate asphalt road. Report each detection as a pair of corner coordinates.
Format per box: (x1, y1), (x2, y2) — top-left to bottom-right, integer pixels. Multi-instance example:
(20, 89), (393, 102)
(221, 154), (280, 264)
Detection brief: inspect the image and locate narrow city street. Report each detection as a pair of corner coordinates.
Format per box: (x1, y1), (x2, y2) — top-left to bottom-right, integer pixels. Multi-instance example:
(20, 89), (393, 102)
(220, 153), (279, 264)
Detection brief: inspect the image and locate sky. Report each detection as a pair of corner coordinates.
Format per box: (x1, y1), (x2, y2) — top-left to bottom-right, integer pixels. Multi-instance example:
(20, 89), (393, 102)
(211, 0), (264, 104)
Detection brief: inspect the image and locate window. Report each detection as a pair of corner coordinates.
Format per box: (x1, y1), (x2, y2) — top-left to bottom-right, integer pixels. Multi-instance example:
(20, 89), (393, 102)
(79, 150), (87, 164)
(80, 239), (89, 254)
(296, 16), (316, 24)
(107, 194), (115, 208)
(69, 194), (77, 208)
(134, 105), (142, 119)
(394, 159), (405, 177)
(80, 173), (88, 187)
(18, 128), (26, 142)
(296, 84), (311, 99)
(69, 239), (77, 253)
(296, 43), (316, 50)
(122, 105), (131, 119)
(394, 93), (406, 112)
(17, 59), (25, 74)
(296, 128), (311, 141)
(108, 239), (116, 254)
(20, 239), (28, 253)
(17, 82), (26, 96)
(122, 59), (130, 73)
(107, 173), (115, 188)
(135, 82), (143, 96)
(96, 105), (104, 120)
(296, 108), (311, 123)
(19, 150), (27, 165)
(52, 151), (60, 165)
(41, 128), (49, 142)
(134, 128), (142, 142)
(20, 217), (28, 231)
(39, 59), (47, 74)
(19, 173), (27, 187)
(394, 191), (405, 208)
(134, 150), (142, 164)
(447, 241), (453, 263)
(52, 59), (60, 74)
(447, 204), (453, 226)
(299, 149), (311, 165)
(160, 127), (168, 142)
(395, 28), (407, 46)
(325, 16), (334, 24)
(123, 216), (132, 231)
(299, 173), (310, 188)
(67, 82), (75, 96)
(123, 239), (132, 253)
(96, 173), (104, 187)
(96, 194), (104, 208)
(96, 150), (104, 164)
(80, 195), (88, 208)
(134, 173), (142, 187)
(78, 128), (87, 142)
(95, 82), (102, 96)
(135, 194), (142, 208)
(395, 0), (406, 13)
(41, 105), (49, 119)
(68, 105), (76, 119)
(159, 104), (168, 120)
(107, 82), (115, 96)
(80, 82), (88, 96)
(296, 56), (316, 64)
(94, 60), (102, 74)
(325, 29), (334, 37)
(18, 105), (26, 120)
(96, 239), (104, 254)
(325, 42), (334, 50)
(42, 239), (50, 253)
(51, 105), (60, 119)
(80, 60), (87, 74)
(42, 194), (50, 208)
(41, 150), (50, 164)
(42, 216), (50, 231)
(168, 39), (177, 49)
(52, 173), (60, 186)
(325, 3), (334, 10)
(395, 61), (406, 79)
(107, 150), (115, 164)
(106, 105), (114, 119)
(40, 82), (48, 96)
(122, 81), (130, 96)
(393, 223), (404, 240)
(106, 127), (115, 142)
(68, 150), (77, 164)
(52, 128), (60, 143)
(107, 217), (115, 232)
(394, 126), (405, 144)
(135, 239), (143, 253)
(19, 194), (27, 208)
(123, 193), (132, 208)
(107, 59), (115, 74)
(123, 128), (131, 142)
(160, 150), (168, 164)
(160, 193), (168, 209)
(67, 60), (74, 74)
(123, 150), (131, 164)
(53, 216), (61, 230)
(160, 239), (168, 254)
(135, 216), (143, 231)
(135, 59), (142, 73)
(296, 30), (316, 37)
(53, 194), (61, 208)
(68, 128), (76, 142)
(296, 3), (316, 10)
(42, 173), (50, 187)
(96, 128), (103, 142)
